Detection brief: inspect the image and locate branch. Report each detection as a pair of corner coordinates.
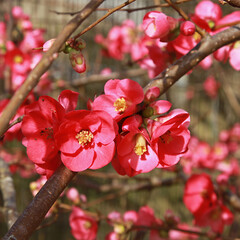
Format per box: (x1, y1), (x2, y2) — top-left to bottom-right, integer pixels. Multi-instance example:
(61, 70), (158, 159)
(3, 164), (76, 240)
(220, 0), (240, 8)
(0, 158), (18, 229)
(0, 0), (104, 139)
(71, 68), (147, 87)
(144, 24), (240, 98)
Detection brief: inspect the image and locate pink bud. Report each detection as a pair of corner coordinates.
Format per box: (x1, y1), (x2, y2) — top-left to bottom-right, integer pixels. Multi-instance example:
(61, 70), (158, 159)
(12, 6), (24, 19)
(180, 21), (195, 36)
(144, 86), (160, 102)
(43, 39), (56, 52)
(142, 11), (178, 40)
(66, 187), (80, 203)
(69, 49), (86, 73)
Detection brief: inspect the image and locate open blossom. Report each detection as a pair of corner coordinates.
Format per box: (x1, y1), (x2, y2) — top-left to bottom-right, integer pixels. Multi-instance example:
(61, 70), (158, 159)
(184, 173), (233, 233)
(70, 207), (98, 240)
(112, 115), (159, 177)
(91, 79), (144, 122)
(21, 90), (79, 177)
(148, 109), (190, 168)
(55, 110), (117, 172)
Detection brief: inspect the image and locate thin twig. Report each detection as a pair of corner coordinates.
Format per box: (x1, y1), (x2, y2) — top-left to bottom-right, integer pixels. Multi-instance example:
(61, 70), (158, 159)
(50, 0), (192, 15)
(72, 0), (137, 40)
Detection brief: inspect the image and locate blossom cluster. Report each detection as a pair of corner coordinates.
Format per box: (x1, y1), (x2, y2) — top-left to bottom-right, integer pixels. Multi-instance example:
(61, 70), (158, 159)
(184, 173), (233, 233)
(182, 130), (240, 182)
(21, 78), (190, 178)
(0, 6), (52, 93)
(69, 205), (198, 240)
(95, 0), (240, 78)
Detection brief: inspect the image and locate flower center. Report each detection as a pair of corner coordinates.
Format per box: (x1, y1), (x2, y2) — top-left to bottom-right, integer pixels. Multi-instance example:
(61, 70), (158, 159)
(40, 127), (54, 139)
(84, 220), (92, 229)
(76, 130), (93, 146)
(160, 131), (173, 144)
(114, 97), (127, 113)
(134, 134), (147, 156)
(14, 55), (23, 64)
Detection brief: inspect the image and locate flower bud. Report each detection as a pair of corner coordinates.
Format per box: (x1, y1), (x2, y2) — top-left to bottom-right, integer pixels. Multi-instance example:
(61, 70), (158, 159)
(180, 21), (196, 36)
(69, 49), (86, 73)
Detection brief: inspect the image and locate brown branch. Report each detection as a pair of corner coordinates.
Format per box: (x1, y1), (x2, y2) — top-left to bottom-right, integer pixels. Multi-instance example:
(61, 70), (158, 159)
(0, 0), (104, 139)
(3, 164), (76, 240)
(72, 0), (137, 40)
(71, 68), (147, 87)
(220, 0), (240, 8)
(0, 158), (18, 230)
(164, 0), (206, 37)
(85, 175), (182, 207)
(144, 24), (240, 98)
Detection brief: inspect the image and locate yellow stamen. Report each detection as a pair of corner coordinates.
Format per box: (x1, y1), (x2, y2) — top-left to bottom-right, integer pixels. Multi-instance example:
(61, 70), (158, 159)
(76, 130), (93, 146)
(134, 134), (147, 156)
(84, 221), (92, 229)
(14, 55), (23, 64)
(113, 97), (127, 113)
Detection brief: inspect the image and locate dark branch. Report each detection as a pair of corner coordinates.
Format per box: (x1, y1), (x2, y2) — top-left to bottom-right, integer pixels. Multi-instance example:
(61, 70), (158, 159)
(3, 164), (76, 240)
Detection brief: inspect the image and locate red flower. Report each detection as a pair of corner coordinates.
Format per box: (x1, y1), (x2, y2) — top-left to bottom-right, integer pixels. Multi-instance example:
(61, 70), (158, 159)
(55, 110), (117, 172)
(184, 173), (217, 215)
(21, 90), (79, 178)
(112, 115), (159, 177)
(149, 109), (190, 168)
(91, 79), (144, 122)
(69, 207), (98, 240)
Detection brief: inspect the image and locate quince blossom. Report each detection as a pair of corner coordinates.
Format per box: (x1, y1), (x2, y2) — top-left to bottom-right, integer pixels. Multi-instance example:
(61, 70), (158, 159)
(69, 207), (98, 240)
(55, 110), (117, 172)
(92, 78), (144, 121)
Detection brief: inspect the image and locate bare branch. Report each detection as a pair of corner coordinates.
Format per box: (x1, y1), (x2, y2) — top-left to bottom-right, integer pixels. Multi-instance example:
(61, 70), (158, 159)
(3, 164), (76, 240)
(219, 0), (240, 8)
(71, 68), (147, 87)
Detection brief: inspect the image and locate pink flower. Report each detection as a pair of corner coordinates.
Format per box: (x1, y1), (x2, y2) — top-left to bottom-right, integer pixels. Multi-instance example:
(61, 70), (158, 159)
(69, 49), (86, 73)
(69, 207), (98, 240)
(5, 48), (31, 75)
(92, 79), (144, 122)
(195, 0), (222, 23)
(194, 202), (233, 233)
(184, 173), (217, 215)
(21, 90), (79, 178)
(142, 11), (178, 40)
(203, 76), (220, 98)
(113, 115), (159, 177)
(148, 109), (190, 168)
(55, 110), (117, 172)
